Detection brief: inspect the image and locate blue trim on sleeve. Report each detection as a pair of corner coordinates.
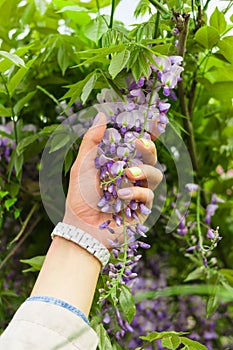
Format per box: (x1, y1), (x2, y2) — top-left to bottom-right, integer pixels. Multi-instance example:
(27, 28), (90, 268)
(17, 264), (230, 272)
(26, 296), (89, 325)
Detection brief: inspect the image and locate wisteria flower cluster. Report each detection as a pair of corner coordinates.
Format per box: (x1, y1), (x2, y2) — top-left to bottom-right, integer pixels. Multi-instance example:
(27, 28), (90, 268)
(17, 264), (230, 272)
(94, 55), (184, 242)
(0, 121), (15, 165)
(99, 255), (232, 350)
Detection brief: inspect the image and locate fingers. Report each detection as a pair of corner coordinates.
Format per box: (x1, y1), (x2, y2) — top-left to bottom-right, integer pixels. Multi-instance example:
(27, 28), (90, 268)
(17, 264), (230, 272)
(126, 165), (163, 191)
(70, 112), (106, 176)
(117, 186), (154, 208)
(150, 119), (166, 141)
(135, 138), (157, 165)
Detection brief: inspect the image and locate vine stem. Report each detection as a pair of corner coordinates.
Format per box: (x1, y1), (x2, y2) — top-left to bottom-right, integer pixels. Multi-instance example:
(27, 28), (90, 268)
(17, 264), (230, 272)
(9, 202), (39, 246)
(154, 2), (160, 39)
(0, 214), (42, 271)
(148, 0), (169, 15)
(96, 0), (100, 15)
(174, 13), (199, 175)
(0, 72), (18, 144)
(109, 0), (115, 29)
(196, 189), (204, 252)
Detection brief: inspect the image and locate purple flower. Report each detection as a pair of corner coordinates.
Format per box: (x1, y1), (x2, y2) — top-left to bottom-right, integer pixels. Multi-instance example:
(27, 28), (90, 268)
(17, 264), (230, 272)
(158, 101), (171, 113)
(114, 198), (122, 213)
(185, 183), (199, 192)
(110, 161), (126, 176)
(139, 203), (151, 215)
(207, 228), (215, 240)
(206, 204), (218, 217)
(103, 128), (121, 145)
(116, 112), (135, 131)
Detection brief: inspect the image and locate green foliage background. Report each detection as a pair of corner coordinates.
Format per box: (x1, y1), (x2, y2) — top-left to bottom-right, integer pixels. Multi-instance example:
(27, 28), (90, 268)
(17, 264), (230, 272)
(0, 0), (232, 349)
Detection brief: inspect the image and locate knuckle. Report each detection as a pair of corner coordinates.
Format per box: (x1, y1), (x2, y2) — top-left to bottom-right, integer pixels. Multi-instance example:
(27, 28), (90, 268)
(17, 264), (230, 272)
(155, 168), (163, 183)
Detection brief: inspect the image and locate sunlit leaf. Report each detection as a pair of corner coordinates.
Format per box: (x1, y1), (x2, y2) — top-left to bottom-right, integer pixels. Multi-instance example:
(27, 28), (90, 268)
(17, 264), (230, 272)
(81, 72), (98, 104)
(194, 26), (220, 49)
(119, 285), (136, 323)
(210, 7), (227, 34)
(109, 49), (130, 79)
(0, 50), (26, 68)
(85, 16), (108, 42)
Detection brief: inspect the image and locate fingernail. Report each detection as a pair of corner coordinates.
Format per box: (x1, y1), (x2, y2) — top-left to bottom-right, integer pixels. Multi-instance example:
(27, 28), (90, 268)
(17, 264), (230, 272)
(140, 138), (150, 147)
(128, 167), (142, 177)
(92, 112), (101, 126)
(118, 188), (132, 198)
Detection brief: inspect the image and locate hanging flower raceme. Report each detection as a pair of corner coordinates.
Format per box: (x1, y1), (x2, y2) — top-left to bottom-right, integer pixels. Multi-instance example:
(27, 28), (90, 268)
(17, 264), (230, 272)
(94, 55), (184, 244)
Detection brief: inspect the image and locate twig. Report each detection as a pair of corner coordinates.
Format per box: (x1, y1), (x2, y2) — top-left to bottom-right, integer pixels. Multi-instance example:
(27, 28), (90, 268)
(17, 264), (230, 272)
(173, 11), (199, 175)
(0, 215), (41, 271)
(96, 0), (100, 15)
(0, 72), (18, 144)
(9, 202), (39, 246)
(154, 8), (160, 39)
(148, 0), (170, 15)
(109, 0), (115, 29)
(188, 76), (197, 119)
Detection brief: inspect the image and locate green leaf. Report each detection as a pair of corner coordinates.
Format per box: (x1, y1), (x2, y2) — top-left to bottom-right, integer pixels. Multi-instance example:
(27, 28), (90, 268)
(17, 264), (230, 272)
(78, 45), (126, 57)
(14, 91), (36, 115)
(16, 134), (39, 155)
(57, 5), (88, 13)
(57, 45), (71, 76)
(138, 51), (149, 78)
(161, 336), (180, 349)
(21, 256), (45, 272)
(8, 59), (34, 96)
(64, 148), (74, 175)
(109, 49), (130, 79)
(119, 285), (136, 323)
(62, 73), (95, 106)
(210, 7), (227, 34)
(151, 43), (171, 55)
(0, 50), (26, 69)
(85, 16), (108, 42)
(131, 59), (142, 83)
(49, 132), (71, 153)
(218, 36), (233, 64)
(4, 197), (17, 211)
(0, 104), (12, 116)
(81, 72), (98, 104)
(0, 190), (9, 199)
(206, 272), (220, 317)
(14, 208), (21, 219)
(8, 66), (27, 96)
(0, 289), (18, 298)
(14, 153), (24, 178)
(141, 331), (188, 342)
(95, 324), (113, 350)
(194, 26), (220, 49)
(184, 267), (205, 282)
(180, 337), (207, 350)
(211, 82), (233, 101)
(205, 66), (233, 84)
(219, 269), (233, 286)
(39, 124), (59, 136)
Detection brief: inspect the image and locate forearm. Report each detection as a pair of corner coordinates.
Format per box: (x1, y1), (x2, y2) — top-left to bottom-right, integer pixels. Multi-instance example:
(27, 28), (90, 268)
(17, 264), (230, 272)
(31, 236), (101, 317)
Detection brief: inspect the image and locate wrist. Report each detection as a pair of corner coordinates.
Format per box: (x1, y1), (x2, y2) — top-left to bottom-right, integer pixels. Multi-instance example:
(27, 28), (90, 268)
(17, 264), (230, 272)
(52, 222), (110, 267)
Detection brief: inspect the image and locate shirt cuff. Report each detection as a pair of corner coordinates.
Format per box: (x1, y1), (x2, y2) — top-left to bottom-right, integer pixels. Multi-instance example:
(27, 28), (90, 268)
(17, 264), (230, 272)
(26, 296), (89, 325)
(0, 299), (99, 349)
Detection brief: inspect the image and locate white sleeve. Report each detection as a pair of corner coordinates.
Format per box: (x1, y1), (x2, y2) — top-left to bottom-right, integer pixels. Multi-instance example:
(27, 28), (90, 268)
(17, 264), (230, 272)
(0, 300), (99, 350)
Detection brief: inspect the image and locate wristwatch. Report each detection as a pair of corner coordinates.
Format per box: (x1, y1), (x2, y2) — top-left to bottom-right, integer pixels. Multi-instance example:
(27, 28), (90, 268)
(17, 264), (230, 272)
(51, 222), (110, 267)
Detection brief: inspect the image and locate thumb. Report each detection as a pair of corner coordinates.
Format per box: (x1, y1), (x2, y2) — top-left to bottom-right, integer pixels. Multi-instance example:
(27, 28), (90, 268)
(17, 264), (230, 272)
(74, 112), (107, 166)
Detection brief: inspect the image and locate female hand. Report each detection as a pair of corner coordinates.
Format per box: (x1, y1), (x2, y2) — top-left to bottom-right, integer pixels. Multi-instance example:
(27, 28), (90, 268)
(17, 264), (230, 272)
(63, 112), (163, 248)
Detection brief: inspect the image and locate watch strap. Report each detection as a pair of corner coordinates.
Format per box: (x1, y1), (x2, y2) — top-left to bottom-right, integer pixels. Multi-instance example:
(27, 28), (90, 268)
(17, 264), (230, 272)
(51, 222), (110, 267)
